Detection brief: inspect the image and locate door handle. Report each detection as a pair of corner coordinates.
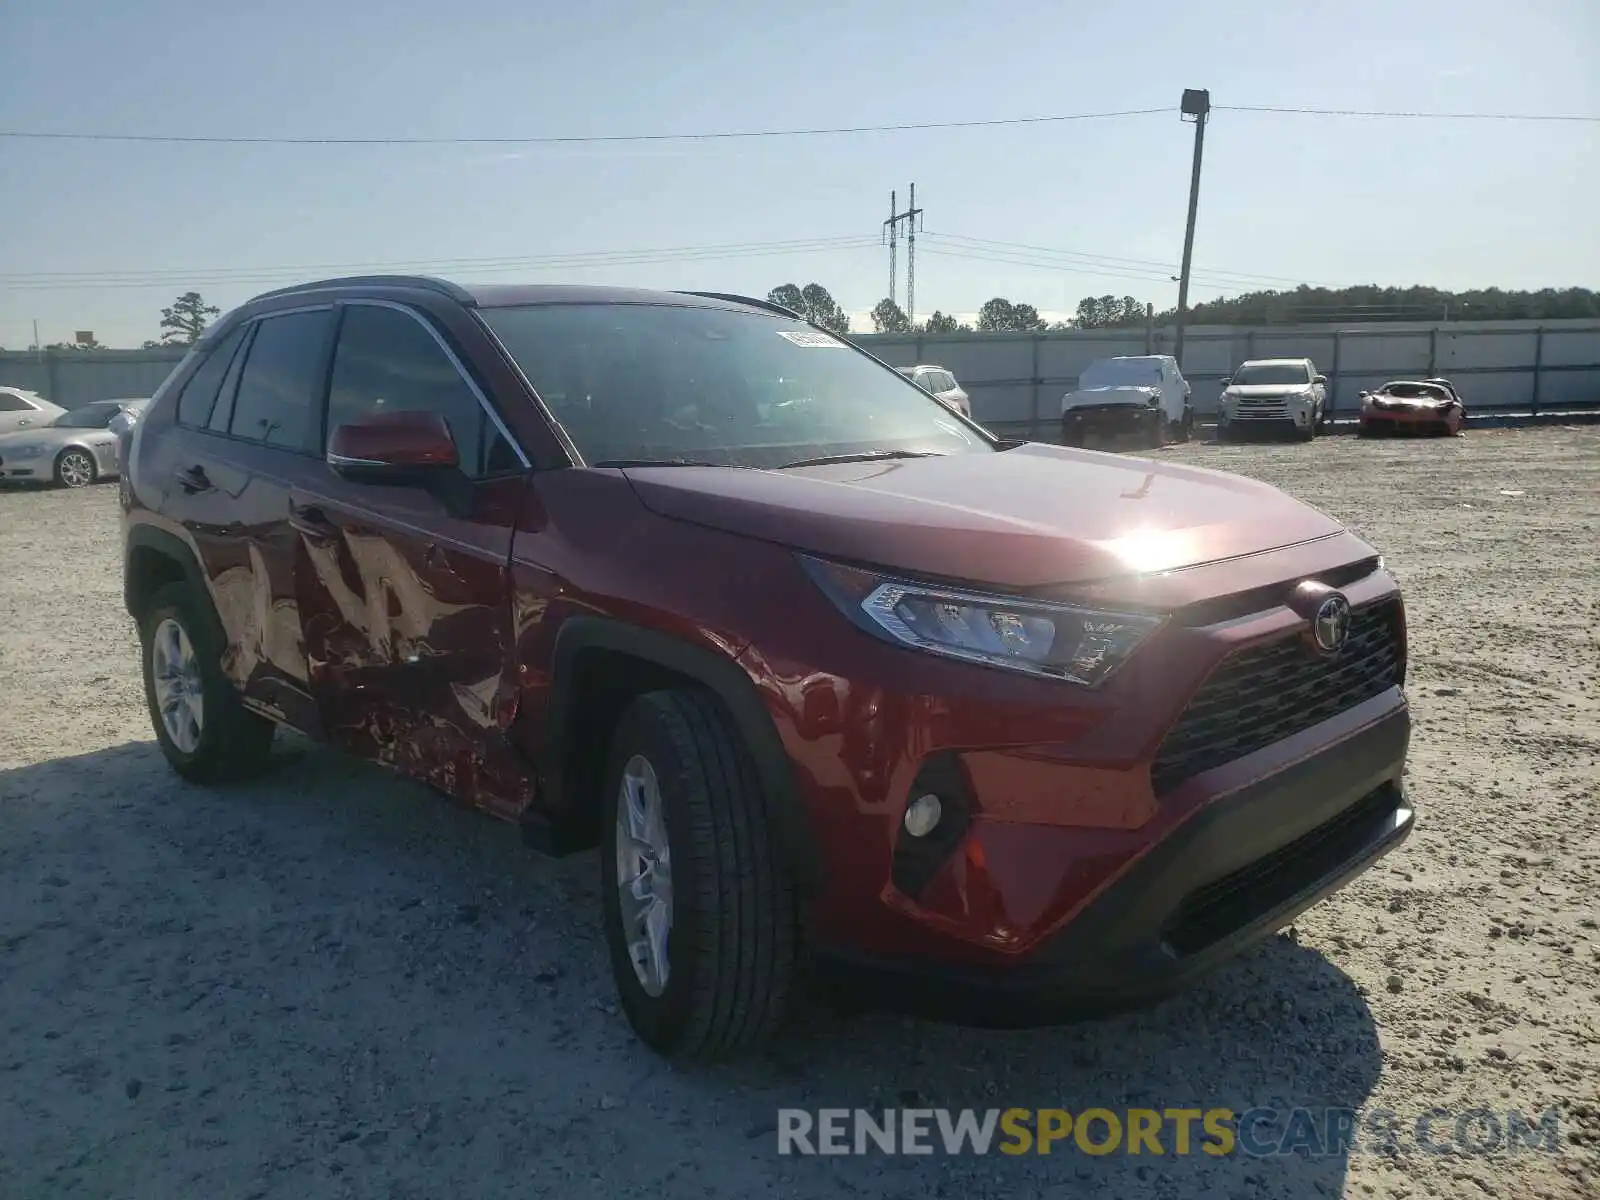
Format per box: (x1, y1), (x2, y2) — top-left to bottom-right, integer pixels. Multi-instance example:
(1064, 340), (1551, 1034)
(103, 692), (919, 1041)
(289, 501), (338, 538)
(173, 464), (212, 493)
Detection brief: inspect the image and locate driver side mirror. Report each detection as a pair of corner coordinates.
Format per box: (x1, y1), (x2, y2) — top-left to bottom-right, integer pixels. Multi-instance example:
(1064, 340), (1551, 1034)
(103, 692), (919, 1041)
(327, 410), (459, 485)
(1314, 374), (1328, 385)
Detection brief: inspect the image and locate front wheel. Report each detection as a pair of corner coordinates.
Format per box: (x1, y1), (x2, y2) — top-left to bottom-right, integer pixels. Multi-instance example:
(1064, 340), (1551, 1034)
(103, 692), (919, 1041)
(600, 689), (799, 1061)
(55, 448), (97, 488)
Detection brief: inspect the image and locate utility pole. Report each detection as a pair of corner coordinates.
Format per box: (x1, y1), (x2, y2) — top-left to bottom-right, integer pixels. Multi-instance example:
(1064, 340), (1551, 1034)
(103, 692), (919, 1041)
(883, 190), (898, 307)
(883, 184), (924, 327)
(1172, 88), (1210, 369)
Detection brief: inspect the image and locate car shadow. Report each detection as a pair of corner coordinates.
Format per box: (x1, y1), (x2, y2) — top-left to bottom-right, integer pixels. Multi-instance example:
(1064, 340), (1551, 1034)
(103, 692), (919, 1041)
(1, 739), (1385, 1199)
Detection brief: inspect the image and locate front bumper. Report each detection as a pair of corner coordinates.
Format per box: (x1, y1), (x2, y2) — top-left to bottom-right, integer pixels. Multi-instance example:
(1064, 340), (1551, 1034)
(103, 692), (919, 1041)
(1219, 402), (1316, 432)
(1061, 405), (1160, 442)
(821, 697), (1413, 1024)
(1361, 408), (1455, 433)
(0, 457), (48, 480)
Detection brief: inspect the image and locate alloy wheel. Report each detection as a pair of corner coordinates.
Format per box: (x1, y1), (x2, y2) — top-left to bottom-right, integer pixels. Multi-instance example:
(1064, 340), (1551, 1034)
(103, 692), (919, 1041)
(58, 450), (94, 488)
(151, 617), (204, 754)
(614, 754), (674, 996)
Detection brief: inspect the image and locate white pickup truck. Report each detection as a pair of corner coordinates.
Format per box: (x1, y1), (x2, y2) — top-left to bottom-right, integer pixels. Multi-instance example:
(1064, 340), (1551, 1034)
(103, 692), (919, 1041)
(1060, 355), (1193, 447)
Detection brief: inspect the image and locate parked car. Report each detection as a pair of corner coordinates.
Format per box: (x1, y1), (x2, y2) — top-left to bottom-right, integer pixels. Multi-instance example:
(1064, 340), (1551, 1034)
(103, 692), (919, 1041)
(121, 277), (1414, 1061)
(107, 397), (152, 438)
(1358, 379), (1467, 437)
(898, 364), (972, 418)
(0, 398), (148, 487)
(1217, 358), (1329, 441)
(0, 386), (67, 436)
(1060, 355), (1192, 447)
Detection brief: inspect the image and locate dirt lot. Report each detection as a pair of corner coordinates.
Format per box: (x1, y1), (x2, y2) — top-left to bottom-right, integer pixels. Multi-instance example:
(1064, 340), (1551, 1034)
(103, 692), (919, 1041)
(2, 427), (1596, 1200)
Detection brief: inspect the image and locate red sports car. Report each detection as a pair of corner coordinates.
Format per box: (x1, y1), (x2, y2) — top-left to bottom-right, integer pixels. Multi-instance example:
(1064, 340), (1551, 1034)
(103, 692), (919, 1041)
(1359, 379), (1467, 437)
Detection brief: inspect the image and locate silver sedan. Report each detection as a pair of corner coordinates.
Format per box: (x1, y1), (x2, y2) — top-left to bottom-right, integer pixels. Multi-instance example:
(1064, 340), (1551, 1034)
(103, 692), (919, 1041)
(0, 398), (150, 488)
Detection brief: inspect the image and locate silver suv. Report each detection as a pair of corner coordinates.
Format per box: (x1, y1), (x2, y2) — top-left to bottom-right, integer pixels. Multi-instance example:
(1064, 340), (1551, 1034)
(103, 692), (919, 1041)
(899, 364), (972, 419)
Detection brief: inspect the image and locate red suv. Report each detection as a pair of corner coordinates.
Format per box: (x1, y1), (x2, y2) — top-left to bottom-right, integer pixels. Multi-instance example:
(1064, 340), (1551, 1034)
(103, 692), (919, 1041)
(121, 278), (1414, 1060)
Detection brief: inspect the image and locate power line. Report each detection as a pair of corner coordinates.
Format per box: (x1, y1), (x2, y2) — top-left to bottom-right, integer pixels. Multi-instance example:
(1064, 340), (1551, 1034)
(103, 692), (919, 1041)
(2, 104), (1593, 149)
(1214, 104), (1600, 122)
(917, 243), (1256, 293)
(0, 108), (1173, 147)
(926, 233), (1337, 288)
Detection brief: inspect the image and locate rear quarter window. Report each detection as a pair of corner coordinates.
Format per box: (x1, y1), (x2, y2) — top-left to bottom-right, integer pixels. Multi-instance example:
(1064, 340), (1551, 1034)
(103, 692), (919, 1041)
(176, 326), (247, 427)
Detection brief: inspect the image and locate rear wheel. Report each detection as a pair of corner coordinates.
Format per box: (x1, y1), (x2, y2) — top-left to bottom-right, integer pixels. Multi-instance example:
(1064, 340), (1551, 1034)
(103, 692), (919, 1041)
(55, 448), (96, 489)
(139, 582), (275, 783)
(599, 689), (799, 1061)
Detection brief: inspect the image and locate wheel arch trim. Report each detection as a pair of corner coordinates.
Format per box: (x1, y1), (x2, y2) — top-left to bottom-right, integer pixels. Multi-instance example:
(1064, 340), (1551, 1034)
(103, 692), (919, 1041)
(123, 524), (208, 618)
(541, 615), (826, 896)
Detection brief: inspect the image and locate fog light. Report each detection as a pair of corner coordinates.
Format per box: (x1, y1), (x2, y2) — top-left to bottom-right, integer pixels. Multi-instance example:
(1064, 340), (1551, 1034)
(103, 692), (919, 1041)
(903, 794), (943, 837)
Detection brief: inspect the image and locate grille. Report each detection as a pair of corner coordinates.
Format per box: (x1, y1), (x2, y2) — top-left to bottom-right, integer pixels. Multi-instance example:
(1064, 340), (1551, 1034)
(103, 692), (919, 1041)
(1150, 599), (1402, 795)
(1161, 783), (1403, 955)
(1232, 404), (1290, 420)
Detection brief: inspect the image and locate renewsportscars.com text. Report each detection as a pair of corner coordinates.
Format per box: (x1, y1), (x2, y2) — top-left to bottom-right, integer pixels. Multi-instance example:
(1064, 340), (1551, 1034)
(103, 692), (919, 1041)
(776, 1107), (1564, 1158)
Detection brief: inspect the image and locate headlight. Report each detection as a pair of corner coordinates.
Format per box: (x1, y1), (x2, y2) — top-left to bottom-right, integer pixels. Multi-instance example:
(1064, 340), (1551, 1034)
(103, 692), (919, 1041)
(800, 555), (1163, 686)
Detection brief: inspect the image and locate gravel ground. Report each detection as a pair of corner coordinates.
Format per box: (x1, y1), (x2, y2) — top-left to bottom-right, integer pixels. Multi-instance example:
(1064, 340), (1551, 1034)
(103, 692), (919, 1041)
(1, 427), (1596, 1200)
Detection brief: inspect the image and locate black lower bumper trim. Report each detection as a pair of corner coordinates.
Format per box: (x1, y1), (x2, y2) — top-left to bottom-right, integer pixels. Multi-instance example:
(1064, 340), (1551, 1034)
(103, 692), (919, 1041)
(818, 702), (1413, 1027)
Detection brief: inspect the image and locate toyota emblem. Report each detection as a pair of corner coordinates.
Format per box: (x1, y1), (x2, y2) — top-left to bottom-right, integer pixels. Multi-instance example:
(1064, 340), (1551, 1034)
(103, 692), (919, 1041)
(1312, 594), (1352, 654)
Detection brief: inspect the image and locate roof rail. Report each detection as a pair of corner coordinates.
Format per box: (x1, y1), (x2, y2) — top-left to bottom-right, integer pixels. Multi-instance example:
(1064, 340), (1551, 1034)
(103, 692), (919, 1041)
(249, 275), (476, 304)
(678, 290), (804, 320)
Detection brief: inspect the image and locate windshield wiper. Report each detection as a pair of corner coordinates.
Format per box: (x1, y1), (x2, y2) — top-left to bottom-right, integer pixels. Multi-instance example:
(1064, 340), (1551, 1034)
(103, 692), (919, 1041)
(777, 449), (944, 469)
(590, 457), (726, 468)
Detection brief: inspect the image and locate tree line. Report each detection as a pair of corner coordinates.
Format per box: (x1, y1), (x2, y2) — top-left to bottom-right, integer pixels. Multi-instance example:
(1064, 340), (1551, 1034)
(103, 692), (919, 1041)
(813, 284), (1600, 335)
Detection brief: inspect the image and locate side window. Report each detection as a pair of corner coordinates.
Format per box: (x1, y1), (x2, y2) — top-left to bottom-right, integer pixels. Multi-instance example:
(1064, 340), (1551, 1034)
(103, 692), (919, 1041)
(228, 310), (334, 451)
(326, 304), (513, 477)
(207, 325), (253, 435)
(938, 372), (957, 392)
(177, 326), (247, 427)
(0, 392), (28, 412)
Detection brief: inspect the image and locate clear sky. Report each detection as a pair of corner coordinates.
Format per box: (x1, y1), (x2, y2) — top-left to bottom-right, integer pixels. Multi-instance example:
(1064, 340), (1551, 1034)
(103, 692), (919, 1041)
(2, 0), (1596, 348)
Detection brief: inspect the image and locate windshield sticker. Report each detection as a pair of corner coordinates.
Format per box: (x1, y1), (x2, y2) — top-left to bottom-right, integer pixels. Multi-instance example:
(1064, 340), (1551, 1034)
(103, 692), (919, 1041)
(777, 330), (845, 348)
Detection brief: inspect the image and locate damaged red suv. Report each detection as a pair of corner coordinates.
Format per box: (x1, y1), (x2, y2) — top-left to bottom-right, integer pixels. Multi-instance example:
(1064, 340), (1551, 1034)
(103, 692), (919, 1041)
(120, 278), (1413, 1060)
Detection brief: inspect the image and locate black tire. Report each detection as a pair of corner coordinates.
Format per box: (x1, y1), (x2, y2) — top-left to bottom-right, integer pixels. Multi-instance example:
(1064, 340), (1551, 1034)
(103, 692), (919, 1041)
(54, 447), (97, 489)
(599, 688), (799, 1061)
(1216, 423), (1234, 443)
(1146, 412), (1167, 449)
(1177, 406), (1195, 443)
(139, 581), (275, 783)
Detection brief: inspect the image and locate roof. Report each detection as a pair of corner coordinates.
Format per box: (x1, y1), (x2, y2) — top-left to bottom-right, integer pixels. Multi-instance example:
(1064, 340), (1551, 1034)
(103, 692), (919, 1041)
(246, 276), (791, 316)
(1236, 357), (1312, 366)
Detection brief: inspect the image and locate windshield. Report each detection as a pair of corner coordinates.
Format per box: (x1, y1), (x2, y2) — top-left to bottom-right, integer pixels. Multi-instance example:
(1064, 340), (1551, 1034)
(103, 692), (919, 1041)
(1079, 358), (1162, 388)
(1231, 363), (1312, 386)
(1382, 382), (1448, 400)
(51, 403), (122, 429)
(479, 303), (990, 468)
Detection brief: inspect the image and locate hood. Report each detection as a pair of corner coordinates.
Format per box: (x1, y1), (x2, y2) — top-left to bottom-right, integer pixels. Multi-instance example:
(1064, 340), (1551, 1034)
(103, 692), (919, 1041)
(619, 443), (1346, 590)
(1224, 384), (1311, 399)
(1062, 385), (1159, 411)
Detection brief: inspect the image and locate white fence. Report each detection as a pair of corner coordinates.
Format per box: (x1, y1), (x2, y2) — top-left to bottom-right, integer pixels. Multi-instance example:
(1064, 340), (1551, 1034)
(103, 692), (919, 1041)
(857, 318), (1600, 436)
(4, 318), (1597, 437)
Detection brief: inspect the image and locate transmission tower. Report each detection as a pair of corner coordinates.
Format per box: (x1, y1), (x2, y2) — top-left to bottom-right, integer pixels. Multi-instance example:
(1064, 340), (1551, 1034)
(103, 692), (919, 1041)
(883, 183), (924, 326)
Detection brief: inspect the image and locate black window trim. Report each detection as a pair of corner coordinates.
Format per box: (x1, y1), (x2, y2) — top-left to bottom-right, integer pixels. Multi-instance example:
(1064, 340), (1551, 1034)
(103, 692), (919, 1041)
(194, 304), (337, 455)
(175, 322), (250, 430)
(332, 298), (532, 474)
